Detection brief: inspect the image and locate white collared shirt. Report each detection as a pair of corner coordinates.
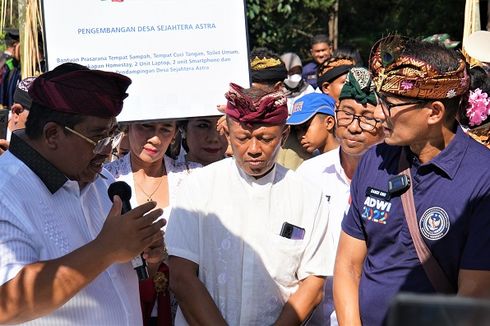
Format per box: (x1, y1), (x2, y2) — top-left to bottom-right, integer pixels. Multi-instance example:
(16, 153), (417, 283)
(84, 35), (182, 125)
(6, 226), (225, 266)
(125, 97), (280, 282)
(166, 158), (333, 325)
(296, 147), (351, 326)
(297, 147), (351, 256)
(0, 151), (142, 325)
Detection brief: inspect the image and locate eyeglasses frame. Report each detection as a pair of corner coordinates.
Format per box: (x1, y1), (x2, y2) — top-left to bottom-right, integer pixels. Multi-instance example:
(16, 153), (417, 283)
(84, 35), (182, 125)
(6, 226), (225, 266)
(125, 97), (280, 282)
(377, 93), (427, 117)
(64, 126), (123, 155)
(334, 108), (381, 132)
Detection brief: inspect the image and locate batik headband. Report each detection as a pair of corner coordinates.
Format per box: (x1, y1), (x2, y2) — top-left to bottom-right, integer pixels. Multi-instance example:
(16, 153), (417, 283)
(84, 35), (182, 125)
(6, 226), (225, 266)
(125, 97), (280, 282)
(225, 83), (288, 125)
(370, 36), (469, 99)
(339, 67), (377, 106)
(250, 56), (288, 83)
(317, 58), (355, 86)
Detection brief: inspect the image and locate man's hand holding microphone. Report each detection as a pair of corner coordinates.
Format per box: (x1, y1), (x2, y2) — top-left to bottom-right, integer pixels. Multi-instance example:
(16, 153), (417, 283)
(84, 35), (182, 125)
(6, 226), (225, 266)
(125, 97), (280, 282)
(95, 181), (165, 280)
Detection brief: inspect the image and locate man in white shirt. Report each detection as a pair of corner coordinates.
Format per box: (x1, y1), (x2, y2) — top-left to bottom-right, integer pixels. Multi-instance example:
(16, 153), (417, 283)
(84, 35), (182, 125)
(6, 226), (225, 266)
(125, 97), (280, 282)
(296, 67), (384, 325)
(0, 63), (165, 325)
(166, 83), (333, 325)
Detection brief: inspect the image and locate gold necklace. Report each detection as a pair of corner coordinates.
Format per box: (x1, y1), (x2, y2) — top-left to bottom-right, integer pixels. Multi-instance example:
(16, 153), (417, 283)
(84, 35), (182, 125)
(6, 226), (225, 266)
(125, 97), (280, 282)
(135, 172), (165, 202)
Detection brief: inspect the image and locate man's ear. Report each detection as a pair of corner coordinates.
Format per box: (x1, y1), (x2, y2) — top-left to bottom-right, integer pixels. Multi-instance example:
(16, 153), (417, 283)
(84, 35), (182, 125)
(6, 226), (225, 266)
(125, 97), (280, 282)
(427, 101), (445, 126)
(10, 103), (24, 116)
(281, 125), (290, 146)
(43, 122), (63, 150)
(273, 81), (284, 91)
(321, 82), (330, 95)
(324, 115), (336, 131)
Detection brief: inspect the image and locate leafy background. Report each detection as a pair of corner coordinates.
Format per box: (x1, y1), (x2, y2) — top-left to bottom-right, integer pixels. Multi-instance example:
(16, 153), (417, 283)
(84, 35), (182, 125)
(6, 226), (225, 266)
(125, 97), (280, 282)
(246, 0), (487, 65)
(1, 0), (488, 67)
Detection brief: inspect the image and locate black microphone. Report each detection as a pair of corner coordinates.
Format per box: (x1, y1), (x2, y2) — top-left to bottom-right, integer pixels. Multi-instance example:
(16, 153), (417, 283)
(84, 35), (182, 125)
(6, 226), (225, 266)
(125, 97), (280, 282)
(108, 181), (149, 281)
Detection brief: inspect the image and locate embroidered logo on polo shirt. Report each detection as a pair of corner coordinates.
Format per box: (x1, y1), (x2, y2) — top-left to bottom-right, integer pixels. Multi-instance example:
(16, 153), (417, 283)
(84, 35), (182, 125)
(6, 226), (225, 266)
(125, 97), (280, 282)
(419, 207), (450, 240)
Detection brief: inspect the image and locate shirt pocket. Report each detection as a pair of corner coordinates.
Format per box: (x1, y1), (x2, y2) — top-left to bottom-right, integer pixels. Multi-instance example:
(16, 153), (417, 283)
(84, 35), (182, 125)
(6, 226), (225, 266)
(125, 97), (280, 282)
(266, 234), (305, 285)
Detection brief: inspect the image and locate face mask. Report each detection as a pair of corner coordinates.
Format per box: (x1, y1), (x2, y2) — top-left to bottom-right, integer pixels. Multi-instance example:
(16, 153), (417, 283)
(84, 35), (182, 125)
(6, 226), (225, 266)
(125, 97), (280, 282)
(284, 74), (302, 89)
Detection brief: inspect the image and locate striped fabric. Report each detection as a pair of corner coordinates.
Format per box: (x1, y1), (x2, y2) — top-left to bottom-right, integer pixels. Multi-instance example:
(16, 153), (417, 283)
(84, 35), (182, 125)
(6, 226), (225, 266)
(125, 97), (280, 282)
(0, 150), (142, 325)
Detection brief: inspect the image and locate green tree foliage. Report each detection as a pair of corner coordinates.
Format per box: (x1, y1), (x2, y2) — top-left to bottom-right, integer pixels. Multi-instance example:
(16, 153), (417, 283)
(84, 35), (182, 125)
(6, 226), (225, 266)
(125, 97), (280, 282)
(246, 0), (466, 64)
(246, 0), (336, 59)
(0, 0), (19, 52)
(338, 0), (465, 65)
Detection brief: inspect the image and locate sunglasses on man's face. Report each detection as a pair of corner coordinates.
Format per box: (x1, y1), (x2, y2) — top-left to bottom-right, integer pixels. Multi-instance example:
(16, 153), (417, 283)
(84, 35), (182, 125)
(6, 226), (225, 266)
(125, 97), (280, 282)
(64, 126), (123, 155)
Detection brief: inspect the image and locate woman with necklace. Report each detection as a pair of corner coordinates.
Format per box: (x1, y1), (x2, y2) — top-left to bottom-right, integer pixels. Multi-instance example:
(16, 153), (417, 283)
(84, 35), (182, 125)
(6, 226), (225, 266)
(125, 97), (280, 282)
(105, 120), (200, 326)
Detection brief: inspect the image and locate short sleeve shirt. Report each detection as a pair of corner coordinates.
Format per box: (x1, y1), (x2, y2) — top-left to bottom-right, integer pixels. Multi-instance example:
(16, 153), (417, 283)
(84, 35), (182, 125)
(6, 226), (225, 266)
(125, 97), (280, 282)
(342, 126), (490, 326)
(302, 61), (320, 89)
(297, 147), (350, 262)
(297, 147), (350, 326)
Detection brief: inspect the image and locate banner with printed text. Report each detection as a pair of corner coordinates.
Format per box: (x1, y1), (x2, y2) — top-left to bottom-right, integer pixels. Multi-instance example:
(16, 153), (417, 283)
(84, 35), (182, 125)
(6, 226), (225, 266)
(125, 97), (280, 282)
(42, 0), (250, 121)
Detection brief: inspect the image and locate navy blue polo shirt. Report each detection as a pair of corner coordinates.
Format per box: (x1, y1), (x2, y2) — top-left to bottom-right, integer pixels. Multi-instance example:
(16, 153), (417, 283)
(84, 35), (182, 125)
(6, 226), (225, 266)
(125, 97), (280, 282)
(302, 61), (319, 89)
(342, 126), (490, 326)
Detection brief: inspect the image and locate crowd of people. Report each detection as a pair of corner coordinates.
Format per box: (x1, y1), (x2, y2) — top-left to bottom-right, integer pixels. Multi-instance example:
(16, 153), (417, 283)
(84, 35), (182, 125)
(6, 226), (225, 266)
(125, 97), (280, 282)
(0, 31), (489, 326)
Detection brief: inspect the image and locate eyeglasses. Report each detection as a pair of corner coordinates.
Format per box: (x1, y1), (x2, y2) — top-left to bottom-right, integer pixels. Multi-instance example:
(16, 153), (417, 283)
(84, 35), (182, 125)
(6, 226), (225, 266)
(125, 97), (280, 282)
(377, 93), (426, 116)
(335, 109), (381, 132)
(64, 126), (123, 155)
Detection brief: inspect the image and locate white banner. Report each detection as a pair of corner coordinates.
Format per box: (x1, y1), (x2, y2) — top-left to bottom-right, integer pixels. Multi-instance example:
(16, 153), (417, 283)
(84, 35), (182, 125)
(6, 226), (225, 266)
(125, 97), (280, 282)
(42, 0), (250, 122)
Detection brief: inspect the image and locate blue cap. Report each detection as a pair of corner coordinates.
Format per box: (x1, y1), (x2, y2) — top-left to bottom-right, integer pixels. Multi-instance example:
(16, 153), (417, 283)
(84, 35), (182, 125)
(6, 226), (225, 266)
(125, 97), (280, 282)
(287, 93), (336, 125)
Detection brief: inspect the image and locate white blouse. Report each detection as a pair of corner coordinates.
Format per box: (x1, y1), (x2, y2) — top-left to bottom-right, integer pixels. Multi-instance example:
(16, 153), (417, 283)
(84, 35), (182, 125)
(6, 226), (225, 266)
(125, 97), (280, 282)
(104, 154), (201, 227)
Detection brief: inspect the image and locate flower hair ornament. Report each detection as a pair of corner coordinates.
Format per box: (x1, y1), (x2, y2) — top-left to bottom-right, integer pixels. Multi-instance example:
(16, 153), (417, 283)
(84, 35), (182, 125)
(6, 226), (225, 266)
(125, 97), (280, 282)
(465, 88), (490, 149)
(466, 88), (490, 127)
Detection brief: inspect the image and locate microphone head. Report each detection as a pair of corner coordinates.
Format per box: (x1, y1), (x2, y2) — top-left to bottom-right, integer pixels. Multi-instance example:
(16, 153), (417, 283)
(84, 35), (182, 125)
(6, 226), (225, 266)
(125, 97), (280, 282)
(108, 181), (132, 202)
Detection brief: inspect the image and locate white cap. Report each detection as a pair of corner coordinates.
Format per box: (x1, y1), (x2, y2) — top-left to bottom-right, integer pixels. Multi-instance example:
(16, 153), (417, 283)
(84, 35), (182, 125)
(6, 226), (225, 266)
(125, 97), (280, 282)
(464, 31), (490, 63)
(280, 52), (302, 71)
